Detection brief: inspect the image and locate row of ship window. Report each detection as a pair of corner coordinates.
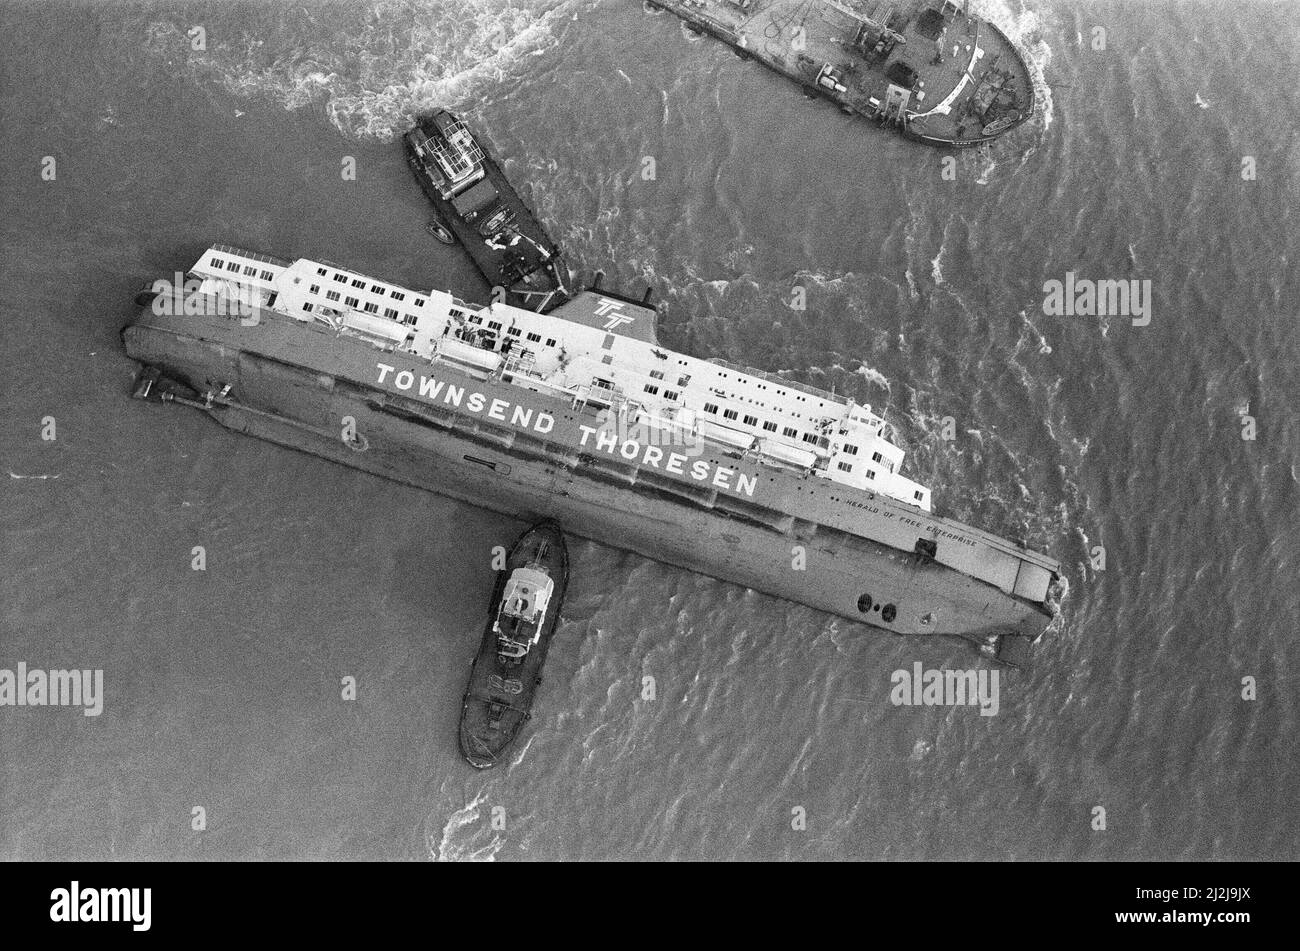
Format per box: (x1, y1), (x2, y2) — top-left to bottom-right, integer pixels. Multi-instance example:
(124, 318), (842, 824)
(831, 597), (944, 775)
(465, 314), (558, 348)
(649, 369), (692, 386)
(304, 284), (420, 325)
(210, 257), (275, 282)
(692, 400), (892, 480)
(314, 266), (427, 308)
(640, 369), (692, 402)
(642, 384), (681, 400)
(715, 370), (827, 408)
(697, 402), (877, 457)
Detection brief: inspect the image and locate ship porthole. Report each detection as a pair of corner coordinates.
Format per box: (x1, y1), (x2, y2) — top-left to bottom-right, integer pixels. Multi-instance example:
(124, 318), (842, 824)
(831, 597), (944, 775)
(882, 604), (897, 623)
(857, 594), (873, 613)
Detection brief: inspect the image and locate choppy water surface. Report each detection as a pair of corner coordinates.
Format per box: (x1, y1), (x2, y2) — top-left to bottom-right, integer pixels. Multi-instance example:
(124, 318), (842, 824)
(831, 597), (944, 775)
(0, 0), (1296, 860)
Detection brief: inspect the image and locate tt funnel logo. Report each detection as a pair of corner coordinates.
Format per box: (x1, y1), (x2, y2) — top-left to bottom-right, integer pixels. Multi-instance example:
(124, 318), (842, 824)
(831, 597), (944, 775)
(594, 297), (635, 331)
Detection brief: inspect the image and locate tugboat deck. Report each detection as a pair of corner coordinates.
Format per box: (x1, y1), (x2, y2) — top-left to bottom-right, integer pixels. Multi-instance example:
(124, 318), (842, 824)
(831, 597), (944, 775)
(405, 114), (569, 311)
(647, 0), (1034, 146)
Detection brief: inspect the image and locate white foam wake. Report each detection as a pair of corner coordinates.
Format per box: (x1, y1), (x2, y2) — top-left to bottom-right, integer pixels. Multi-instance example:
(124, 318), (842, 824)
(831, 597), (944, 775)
(970, 0), (1055, 133)
(146, 0), (577, 141)
(429, 787), (505, 862)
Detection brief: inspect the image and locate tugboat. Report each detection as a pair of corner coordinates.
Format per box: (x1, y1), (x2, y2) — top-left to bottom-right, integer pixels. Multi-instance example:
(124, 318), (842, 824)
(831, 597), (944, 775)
(643, 0), (1036, 148)
(458, 522), (569, 769)
(405, 109), (570, 312)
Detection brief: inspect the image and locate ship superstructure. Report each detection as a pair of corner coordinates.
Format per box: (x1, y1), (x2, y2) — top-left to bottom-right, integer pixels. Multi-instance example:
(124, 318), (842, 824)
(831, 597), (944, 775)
(495, 563), (555, 659)
(126, 244), (1062, 663)
(195, 246), (931, 509)
(409, 111), (488, 202)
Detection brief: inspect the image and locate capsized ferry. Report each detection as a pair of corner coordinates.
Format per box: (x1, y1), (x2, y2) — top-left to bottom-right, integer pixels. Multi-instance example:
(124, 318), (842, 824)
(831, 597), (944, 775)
(124, 245), (1063, 664)
(645, 0), (1035, 147)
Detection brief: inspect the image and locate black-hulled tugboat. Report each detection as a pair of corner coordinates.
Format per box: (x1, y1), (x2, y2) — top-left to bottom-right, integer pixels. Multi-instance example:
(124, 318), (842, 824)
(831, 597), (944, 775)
(458, 522), (569, 769)
(405, 109), (570, 312)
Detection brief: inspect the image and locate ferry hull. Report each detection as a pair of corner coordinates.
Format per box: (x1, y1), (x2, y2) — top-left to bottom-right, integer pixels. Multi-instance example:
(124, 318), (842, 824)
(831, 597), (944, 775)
(122, 308), (1057, 661)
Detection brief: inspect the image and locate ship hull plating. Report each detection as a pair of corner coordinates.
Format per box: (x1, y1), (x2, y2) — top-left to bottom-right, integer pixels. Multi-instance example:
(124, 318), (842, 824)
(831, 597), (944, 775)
(123, 309), (1056, 657)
